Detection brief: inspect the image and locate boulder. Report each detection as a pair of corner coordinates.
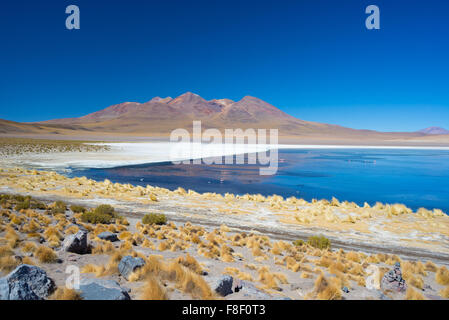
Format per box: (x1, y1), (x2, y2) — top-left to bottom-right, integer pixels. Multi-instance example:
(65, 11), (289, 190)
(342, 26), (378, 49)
(0, 265), (55, 300)
(380, 262), (407, 293)
(97, 231), (119, 242)
(62, 230), (88, 254)
(77, 279), (131, 300)
(213, 275), (234, 297)
(118, 256), (145, 280)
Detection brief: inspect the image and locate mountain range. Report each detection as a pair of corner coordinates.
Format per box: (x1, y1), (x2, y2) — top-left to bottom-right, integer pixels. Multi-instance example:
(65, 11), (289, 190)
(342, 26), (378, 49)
(1, 92), (448, 144)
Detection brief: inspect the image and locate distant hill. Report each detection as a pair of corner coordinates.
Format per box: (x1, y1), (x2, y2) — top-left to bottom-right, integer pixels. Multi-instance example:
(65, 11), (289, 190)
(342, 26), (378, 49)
(27, 92), (410, 138)
(0, 92), (447, 145)
(418, 127), (449, 135)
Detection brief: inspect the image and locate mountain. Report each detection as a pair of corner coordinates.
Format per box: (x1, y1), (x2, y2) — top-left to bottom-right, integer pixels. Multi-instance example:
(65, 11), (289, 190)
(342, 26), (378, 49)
(35, 92), (369, 137)
(1, 92), (446, 145)
(418, 127), (449, 135)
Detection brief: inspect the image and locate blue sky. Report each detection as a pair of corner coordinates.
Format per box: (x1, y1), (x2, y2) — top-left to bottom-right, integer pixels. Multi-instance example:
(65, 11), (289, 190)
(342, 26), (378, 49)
(0, 0), (448, 132)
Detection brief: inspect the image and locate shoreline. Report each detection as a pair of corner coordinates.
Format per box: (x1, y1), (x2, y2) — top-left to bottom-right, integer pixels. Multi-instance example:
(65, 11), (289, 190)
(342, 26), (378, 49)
(2, 167), (449, 265)
(2, 141), (449, 170)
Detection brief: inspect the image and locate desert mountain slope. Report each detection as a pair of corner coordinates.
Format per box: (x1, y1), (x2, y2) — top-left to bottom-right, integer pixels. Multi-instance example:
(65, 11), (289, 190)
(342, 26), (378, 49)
(418, 127), (449, 135)
(1, 93), (448, 144)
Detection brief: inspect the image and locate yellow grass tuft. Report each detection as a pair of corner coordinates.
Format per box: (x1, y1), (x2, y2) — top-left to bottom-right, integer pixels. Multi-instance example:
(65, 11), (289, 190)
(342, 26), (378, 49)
(257, 266), (285, 290)
(424, 261), (437, 272)
(139, 276), (167, 300)
(5, 227), (20, 248)
(312, 274), (342, 300)
(439, 285), (449, 299)
(92, 240), (115, 255)
(405, 287), (426, 300)
(0, 256), (20, 273)
(436, 266), (449, 285)
(176, 254), (203, 275)
(118, 231), (132, 241)
(49, 287), (83, 300)
(35, 245), (57, 263)
(346, 251), (360, 263)
(65, 225), (79, 235)
(0, 245), (14, 258)
(20, 241), (37, 253)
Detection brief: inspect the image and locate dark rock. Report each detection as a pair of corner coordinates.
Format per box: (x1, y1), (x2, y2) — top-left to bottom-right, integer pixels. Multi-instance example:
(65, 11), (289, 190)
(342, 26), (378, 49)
(62, 230), (88, 254)
(97, 231), (119, 242)
(118, 256), (145, 280)
(77, 279), (131, 300)
(213, 276), (234, 297)
(0, 265), (56, 300)
(342, 286), (349, 293)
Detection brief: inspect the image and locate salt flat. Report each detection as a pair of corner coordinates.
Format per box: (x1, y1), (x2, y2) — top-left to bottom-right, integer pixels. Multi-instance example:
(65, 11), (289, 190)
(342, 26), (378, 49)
(3, 141), (449, 170)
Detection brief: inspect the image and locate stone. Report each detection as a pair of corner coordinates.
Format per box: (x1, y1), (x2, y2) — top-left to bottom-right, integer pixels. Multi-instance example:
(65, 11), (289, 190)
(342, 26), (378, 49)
(0, 265), (56, 300)
(213, 276), (234, 297)
(62, 230), (88, 254)
(77, 279), (131, 300)
(118, 256), (145, 280)
(240, 281), (272, 299)
(380, 262), (407, 293)
(342, 286), (350, 293)
(97, 231), (119, 242)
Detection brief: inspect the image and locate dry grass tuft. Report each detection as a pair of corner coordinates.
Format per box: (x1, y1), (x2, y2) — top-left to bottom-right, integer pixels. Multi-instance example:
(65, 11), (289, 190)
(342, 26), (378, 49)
(436, 266), (449, 285)
(346, 251), (360, 263)
(0, 256), (20, 273)
(405, 287), (426, 300)
(440, 285), (449, 299)
(35, 245), (58, 263)
(49, 287), (83, 300)
(312, 274), (342, 300)
(20, 241), (37, 253)
(424, 261), (438, 272)
(0, 245), (14, 258)
(139, 276), (167, 300)
(5, 227), (20, 248)
(176, 254), (203, 275)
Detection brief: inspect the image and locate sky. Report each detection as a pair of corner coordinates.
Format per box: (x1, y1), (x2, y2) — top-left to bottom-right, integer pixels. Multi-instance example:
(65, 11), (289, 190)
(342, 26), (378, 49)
(0, 0), (448, 132)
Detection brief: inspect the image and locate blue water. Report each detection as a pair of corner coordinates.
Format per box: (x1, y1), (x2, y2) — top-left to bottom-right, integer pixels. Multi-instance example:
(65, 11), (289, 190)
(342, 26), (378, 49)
(67, 149), (449, 212)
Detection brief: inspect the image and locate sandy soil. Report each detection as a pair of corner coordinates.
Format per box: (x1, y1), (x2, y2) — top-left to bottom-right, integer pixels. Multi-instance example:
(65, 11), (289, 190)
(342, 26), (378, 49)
(1, 199), (448, 300)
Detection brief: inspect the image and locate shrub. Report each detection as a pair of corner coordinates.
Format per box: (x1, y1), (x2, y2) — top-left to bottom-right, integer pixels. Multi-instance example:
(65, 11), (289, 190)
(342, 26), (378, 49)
(70, 205), (86, 213)
(307, 235), (331, 249)
(15, 199), (30, 211)
(30, 201), (47, 210)
(94, 204), (115, 216)
(142, 213), (167, 225)
(81, 205), (117, 224)
(48, 201), (67, 215)
(81, 211), (113, 224)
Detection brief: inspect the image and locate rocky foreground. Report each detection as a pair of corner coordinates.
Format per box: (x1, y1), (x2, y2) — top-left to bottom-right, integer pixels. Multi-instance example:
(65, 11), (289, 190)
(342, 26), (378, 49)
(1, 192), (449, 300)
